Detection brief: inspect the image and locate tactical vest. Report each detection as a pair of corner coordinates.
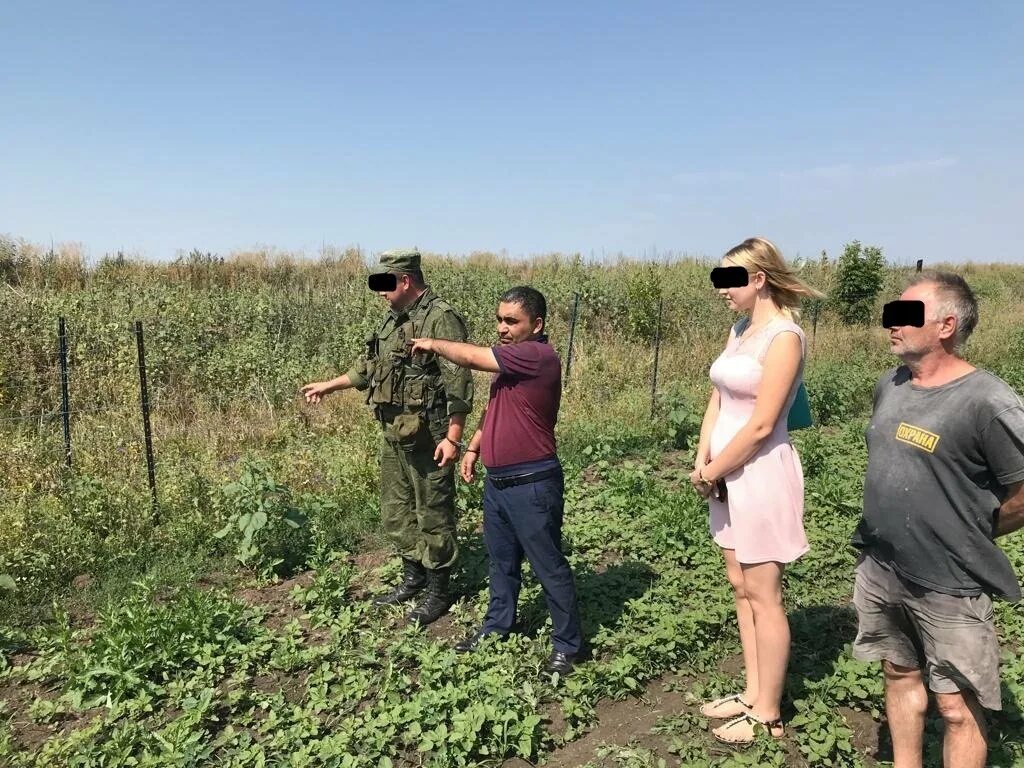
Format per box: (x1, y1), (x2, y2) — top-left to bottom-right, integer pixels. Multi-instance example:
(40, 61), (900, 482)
(363, 292), (465, 423)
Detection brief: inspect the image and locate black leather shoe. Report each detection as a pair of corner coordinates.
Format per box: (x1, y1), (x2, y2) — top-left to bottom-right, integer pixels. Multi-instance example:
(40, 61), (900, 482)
(545, 651), (577, 675)
(454, 627), (508, 653)
(373, 559), (427, 607)
(407, 567), (451, 626)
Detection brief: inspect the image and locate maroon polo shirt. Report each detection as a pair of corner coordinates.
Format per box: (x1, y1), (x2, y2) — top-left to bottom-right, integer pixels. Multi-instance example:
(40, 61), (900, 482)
(480, 336), (561, 469)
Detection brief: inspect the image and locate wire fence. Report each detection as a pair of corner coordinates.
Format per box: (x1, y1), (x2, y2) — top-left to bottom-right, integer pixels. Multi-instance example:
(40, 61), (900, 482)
(3, 258), (926, 519)
(1, 291), (657, 519)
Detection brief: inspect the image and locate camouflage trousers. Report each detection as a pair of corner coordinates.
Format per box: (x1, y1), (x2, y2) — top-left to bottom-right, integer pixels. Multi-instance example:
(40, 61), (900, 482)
(379, 427), (458, 570)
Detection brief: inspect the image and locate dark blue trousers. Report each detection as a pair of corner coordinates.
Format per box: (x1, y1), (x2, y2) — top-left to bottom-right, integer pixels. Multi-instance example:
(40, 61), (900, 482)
(481, 459), (582, 655)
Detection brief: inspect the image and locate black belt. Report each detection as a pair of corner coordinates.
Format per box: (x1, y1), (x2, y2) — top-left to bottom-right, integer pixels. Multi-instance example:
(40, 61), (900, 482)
(374, 405), (447, 423)
(487, 467), (562, 490)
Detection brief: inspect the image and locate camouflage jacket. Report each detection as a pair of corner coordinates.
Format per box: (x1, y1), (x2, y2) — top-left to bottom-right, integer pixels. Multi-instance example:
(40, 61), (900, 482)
(345, 288), (473, 419)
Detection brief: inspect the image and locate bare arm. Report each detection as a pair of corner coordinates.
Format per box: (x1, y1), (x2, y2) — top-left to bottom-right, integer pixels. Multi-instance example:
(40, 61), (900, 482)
(466, 407), (486, 453)
(694, 386), (721, 467)
(445, 414), (466, 441)
(995, 481), (1024, 537)
(411, 338), (500, 373)
(460, 407), (487, 483)
(689, 387), (722, 499)
(701, 332), (802, 483)
(300, 373), (355, 403)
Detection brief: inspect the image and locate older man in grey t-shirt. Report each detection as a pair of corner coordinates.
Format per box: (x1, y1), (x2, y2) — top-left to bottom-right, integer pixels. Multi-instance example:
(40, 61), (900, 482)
(851, 271), (1024, 768)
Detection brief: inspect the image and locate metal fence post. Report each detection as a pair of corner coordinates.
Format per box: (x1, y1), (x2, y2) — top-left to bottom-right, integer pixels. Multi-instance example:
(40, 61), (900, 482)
(564, 292), (580, 384)
(811, 301), (820, 355)
(134, 321), (159, 521)
(58, 317), (72, 469)
(650, 296), (664, 419)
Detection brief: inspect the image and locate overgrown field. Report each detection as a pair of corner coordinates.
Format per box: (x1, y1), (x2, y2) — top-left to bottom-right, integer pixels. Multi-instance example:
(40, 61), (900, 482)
(1, 240), (1023, 766)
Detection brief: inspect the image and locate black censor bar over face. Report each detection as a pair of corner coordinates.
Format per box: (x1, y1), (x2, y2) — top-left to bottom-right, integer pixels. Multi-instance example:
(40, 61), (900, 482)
(368, 273), (398, 292)
(710, 266), (748, 289)
(882, 300), (925, 328)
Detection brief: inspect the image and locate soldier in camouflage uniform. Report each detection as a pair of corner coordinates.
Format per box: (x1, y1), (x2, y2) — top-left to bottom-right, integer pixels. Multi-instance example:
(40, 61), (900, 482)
(300, 249), (474, 625)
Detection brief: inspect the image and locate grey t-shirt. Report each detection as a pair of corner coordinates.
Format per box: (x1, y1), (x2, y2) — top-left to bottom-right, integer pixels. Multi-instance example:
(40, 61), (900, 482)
(852, 366), (1024, 601)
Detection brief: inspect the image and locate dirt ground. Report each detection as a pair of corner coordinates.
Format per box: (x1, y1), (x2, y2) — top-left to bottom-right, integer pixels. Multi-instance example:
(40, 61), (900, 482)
(502, 670), (886, 767)
(2, 550), (890, 765)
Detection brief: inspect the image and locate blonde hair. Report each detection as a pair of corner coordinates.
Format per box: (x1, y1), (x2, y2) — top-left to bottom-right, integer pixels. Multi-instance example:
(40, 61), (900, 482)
(723, 237), (825, 322)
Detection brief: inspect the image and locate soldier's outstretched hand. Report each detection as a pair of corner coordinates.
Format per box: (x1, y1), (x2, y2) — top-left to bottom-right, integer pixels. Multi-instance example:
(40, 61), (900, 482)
(300, 381), (331, 404)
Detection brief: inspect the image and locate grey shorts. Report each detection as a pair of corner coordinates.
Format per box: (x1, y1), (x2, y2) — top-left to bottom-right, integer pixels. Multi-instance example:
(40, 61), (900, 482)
(851, 554), (1002, 711)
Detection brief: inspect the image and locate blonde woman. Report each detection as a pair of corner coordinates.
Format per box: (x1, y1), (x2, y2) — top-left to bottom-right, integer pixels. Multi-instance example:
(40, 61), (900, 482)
(689, 237), (824, 745)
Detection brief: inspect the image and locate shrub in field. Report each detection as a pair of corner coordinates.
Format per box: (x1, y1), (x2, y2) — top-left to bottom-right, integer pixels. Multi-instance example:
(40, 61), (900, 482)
(215, 460), (310, 576)
(622, 264), (663, 341)
(561, 259), (618, 326)
(995, 327), (1024, 394)
(654, 387), (703, 450)
(803, 359), (878, 426)
(830, 241), (886, 325)
(0, 476), (155, 620)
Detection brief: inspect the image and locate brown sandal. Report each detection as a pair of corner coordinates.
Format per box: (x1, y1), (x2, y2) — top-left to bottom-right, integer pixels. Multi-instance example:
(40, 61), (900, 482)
(712, 711), (785, 745)
(699, 693), (751, 719)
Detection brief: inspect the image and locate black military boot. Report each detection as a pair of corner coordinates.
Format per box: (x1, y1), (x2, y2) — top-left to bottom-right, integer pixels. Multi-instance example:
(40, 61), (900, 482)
(406, 567), (451, 626)
(373, 558), (427, 607)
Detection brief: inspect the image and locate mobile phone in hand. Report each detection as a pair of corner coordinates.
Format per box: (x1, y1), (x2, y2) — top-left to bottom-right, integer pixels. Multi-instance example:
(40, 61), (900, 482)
(713, 479), (728, 502)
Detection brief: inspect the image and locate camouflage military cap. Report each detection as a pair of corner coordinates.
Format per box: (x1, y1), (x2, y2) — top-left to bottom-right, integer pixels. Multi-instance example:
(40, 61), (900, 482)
(374, 248), (422, 275)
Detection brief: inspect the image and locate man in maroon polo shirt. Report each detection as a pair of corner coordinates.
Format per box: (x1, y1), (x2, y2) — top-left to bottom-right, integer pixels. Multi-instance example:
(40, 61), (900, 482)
(411, 286), (583, 674)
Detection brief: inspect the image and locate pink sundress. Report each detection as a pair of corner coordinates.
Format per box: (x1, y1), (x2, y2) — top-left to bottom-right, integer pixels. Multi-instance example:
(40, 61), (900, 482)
(707, 318), (809, 564)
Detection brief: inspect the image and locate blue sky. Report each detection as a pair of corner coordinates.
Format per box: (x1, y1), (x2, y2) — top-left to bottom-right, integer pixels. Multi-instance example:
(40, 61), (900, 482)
(2, 1), (1022, 264)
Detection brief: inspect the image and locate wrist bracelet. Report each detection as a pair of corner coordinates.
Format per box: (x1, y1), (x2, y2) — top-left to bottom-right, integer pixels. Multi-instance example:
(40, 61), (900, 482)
(465, 448), (479, 456)
(444, 437), (465, 450)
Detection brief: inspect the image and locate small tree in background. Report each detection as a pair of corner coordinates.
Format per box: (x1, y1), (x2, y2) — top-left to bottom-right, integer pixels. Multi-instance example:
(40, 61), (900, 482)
(831, 240), (886, 324)
(623, 263), (662, 340)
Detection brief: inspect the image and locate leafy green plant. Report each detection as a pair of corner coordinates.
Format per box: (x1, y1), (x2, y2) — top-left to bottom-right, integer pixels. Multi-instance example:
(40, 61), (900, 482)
(51, 580), (255, 708)
(789, 696), (860, 767)
(591, 743), (667, 768)
(293, 550), (354, 616)
(658, 391), (702, 449)
(817, 651), (884, 714)
(215, 459), (310, 575)
(995, 327), (1024, 395)
(622, 265), (663, 340)
(830, 240), (886, 325)
(803, 359), (877, 426)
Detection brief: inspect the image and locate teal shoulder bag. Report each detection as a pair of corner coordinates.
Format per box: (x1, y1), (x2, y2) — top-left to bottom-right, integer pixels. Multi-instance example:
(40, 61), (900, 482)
(787, 381), (813, 431)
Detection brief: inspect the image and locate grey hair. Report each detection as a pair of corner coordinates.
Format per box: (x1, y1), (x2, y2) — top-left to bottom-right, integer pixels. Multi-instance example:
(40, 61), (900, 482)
(906, 271), (978, 352)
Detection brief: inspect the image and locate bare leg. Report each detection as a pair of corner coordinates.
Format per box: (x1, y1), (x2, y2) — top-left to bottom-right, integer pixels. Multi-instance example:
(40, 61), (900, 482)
(739, 560), (788, 722)
(723, 548), (758, 704)
(935, 690), (987, 768)
(883, 661), (927, 768)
